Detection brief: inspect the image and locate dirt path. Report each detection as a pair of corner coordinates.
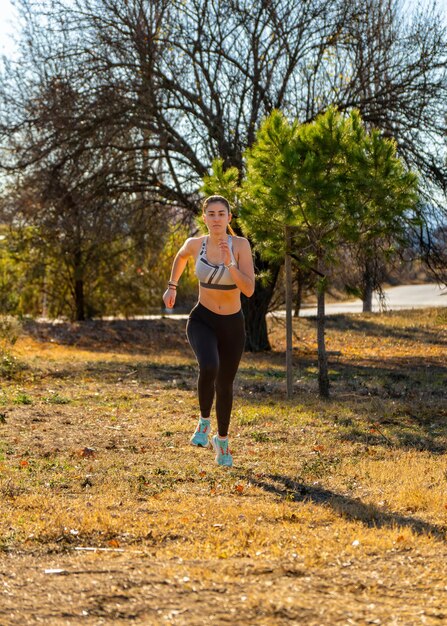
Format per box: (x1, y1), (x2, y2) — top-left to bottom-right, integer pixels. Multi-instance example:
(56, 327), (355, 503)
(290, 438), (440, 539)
(2, 547), (447, 625)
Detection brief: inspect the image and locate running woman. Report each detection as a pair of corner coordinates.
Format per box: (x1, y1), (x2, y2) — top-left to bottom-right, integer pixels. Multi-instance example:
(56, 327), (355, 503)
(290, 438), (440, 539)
(162, 195), (255, 467)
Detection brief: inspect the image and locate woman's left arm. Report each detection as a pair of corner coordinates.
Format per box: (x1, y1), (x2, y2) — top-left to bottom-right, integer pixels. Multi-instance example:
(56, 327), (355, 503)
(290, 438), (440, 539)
(229, 238), (255, 297)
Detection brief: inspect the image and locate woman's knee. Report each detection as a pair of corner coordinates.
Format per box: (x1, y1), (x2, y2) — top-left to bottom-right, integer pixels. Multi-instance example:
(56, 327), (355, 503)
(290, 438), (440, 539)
(215, 379), (233, 398)
(199, 360), (219, 383)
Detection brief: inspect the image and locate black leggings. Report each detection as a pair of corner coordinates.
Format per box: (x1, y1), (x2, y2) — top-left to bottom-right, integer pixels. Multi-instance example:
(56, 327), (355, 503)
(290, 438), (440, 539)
(186, 302), (245, 437)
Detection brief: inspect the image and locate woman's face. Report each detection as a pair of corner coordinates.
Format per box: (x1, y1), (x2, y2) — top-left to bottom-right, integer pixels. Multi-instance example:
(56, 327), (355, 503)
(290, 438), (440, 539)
(203, 202), (232, 235)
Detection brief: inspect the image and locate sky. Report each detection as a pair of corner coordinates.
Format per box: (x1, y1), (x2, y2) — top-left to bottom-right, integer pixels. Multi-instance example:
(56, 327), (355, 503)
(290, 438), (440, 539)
(1, 0), (447, 59)
(0, 0), (19, 59)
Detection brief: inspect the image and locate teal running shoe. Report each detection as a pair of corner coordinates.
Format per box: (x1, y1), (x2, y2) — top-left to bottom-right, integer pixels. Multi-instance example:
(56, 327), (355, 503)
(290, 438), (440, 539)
(211, 435), (233, 467)
(190, 417), (211, 447)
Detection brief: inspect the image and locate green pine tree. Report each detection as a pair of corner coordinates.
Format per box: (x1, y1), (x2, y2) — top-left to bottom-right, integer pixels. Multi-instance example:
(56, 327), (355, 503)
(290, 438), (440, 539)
(241, 107), (418, 398)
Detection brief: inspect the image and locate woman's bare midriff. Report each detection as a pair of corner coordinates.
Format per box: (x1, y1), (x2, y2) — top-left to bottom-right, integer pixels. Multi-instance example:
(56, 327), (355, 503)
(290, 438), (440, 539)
(198, 286), (241, 315)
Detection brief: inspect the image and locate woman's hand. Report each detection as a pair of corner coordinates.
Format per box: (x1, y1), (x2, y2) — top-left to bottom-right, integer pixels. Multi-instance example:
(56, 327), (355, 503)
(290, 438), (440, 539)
(218, 238), (232, 266)
(163, 286), (177, 309)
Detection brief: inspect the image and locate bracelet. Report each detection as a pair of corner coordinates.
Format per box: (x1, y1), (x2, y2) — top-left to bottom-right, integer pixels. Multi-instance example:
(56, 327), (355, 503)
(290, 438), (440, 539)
(168, 284), (177, 290)
(168, 280), (178, 287)
(224, 261), (236, 270)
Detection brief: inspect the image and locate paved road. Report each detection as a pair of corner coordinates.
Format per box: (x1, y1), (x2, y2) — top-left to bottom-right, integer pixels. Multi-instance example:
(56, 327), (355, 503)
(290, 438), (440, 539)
(151, 283), (446, 321)
(297, 283), (447, 317)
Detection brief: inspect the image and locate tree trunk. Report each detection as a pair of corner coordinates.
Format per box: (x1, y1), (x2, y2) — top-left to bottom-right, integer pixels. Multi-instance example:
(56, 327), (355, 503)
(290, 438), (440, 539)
(317, 275), (329, 398)
(285, 227), (293, 398)
(362, 258), (374, 312)
(41, 270), (48, 318)
(294, 267), (303, 317)
(74, 250), (85, 321)
(242, 255), (280, 352)
(75, 279), (85, 321)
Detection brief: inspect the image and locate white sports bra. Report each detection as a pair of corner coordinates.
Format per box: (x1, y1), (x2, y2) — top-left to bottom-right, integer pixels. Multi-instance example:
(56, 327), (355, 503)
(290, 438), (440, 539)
(195, 236), (238, 290)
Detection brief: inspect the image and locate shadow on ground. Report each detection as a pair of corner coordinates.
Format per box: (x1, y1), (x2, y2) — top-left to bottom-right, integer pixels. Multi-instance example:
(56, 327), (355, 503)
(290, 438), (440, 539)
(24, 318), (447, 454)
(25, 311), (447, 356)
(239, 347), (447, 447)
(24, 318), (189, 355)
(316, 312), (447, 346)
(250, 473), (447, 540)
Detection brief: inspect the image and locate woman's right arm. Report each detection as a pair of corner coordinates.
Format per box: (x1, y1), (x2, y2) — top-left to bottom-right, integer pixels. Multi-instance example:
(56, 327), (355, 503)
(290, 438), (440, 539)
(162, 238), (196, 309)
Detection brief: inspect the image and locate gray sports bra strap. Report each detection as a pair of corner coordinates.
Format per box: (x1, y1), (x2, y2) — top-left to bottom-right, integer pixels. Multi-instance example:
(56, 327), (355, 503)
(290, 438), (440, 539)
(198, 235), (233, 261)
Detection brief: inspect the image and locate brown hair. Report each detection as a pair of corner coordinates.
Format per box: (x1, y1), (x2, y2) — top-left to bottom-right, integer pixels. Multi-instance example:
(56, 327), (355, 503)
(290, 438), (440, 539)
(202, 195), (235, 236)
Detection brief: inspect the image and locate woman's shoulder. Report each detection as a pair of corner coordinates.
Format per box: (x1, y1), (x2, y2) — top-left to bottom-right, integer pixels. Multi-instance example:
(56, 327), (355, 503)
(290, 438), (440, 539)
(187, 235), (206, 242)
(231, 235), (251, 248)
(183, 235), (206, 254)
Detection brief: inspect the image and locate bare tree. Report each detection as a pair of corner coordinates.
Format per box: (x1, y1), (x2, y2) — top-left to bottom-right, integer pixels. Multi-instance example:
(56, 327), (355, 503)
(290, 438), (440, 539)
(1, 0), (446, 331)
(2, 0), (349, 343)
(313, 0), (447, 300)
(0, 1), (176, 319)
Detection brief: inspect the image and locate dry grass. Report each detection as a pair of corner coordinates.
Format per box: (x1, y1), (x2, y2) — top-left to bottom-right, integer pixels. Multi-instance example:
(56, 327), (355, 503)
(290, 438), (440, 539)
(1, 309), (447, 625)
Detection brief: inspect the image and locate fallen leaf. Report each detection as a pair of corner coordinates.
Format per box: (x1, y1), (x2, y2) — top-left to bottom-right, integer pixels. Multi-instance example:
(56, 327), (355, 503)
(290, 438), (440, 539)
(235, 484), (244, 494)
(80, 447), (96, 458)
